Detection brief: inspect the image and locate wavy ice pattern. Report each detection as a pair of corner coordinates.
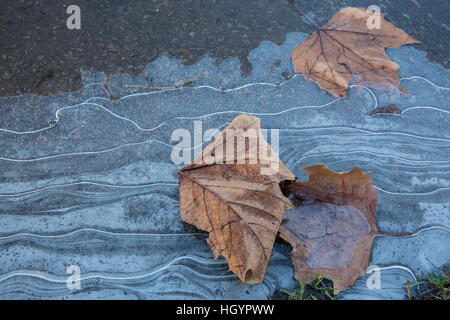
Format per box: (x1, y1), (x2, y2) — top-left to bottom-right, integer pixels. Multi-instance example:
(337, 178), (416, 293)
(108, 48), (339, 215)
(0, 32), (448, 299)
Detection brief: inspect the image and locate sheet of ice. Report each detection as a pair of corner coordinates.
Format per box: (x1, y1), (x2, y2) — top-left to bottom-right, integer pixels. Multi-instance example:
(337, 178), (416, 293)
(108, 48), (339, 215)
(0, 32), (448, 299)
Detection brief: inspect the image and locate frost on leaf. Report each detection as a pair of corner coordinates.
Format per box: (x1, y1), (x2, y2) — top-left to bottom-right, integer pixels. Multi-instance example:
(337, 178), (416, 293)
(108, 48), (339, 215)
(279, 165), (378, 293)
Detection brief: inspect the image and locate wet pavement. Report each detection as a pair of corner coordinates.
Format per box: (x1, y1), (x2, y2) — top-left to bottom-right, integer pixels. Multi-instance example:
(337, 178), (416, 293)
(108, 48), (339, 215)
(0, 0), (448, 97)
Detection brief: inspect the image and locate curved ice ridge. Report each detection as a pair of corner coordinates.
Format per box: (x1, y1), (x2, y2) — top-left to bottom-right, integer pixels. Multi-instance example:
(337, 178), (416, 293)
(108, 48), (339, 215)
(375, 225), (450, 238)
(0, 181), (178, 197)
(373, 185), (450, 195)
(368, 265), (417, 282)
(0, 75), (447, 136)
(0, 256), (231, 284)
(0, 228), (208, 241)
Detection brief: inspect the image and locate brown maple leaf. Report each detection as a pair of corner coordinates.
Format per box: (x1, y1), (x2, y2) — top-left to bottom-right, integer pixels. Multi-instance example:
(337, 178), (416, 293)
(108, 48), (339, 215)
(368, 103), (401, 116)
(291, 7), (421, 97)
(178, 114), (296, 283)
(279, 165), (378, 293)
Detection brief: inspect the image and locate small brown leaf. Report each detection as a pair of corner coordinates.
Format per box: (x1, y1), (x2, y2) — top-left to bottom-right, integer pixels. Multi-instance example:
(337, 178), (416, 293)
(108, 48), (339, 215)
(279, 165), (378, 293)
(291, 7), (421, 97)
(369, 103), (401, 116)
(178, 115), (296, 283)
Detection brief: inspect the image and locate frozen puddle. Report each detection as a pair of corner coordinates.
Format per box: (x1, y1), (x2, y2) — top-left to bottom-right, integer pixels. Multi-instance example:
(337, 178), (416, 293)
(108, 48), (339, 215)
(0, 32), (448, 299)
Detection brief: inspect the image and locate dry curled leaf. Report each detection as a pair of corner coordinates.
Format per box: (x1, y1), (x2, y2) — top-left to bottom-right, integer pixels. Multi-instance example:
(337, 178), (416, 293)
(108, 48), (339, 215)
(291, 7), (420, 97)
(279, 165), (378, 293)
(178, 114), (296, 283)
